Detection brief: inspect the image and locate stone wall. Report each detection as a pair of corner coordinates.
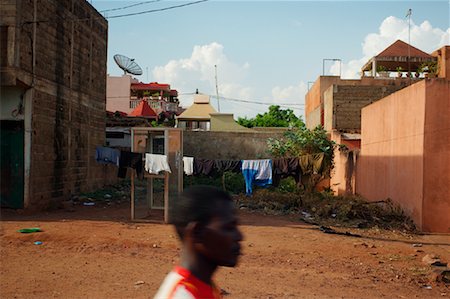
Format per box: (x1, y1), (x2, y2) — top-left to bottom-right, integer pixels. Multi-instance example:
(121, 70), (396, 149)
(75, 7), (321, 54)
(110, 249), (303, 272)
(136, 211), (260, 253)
(0, 0), (111, 209)
(183, 130), (286, 160)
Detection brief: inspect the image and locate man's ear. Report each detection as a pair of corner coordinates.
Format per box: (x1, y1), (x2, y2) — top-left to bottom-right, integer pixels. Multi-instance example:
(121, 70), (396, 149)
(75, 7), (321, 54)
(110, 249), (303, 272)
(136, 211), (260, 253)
(184, 221), (205, 244)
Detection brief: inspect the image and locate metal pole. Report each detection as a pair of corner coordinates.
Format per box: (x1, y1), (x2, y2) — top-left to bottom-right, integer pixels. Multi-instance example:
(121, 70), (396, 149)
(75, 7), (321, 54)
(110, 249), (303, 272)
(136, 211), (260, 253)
(214, 64), (220, 112)
(407, 9), (412, 84)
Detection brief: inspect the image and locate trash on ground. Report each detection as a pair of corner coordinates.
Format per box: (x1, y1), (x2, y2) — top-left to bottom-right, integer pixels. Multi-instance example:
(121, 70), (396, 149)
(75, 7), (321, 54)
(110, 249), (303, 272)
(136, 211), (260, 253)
(34, 241), (43, 245)
(134, 281), (145, 285)
(319, 226), (361, 238)
(83, 202), (95, 206)
(412, 243), (423, 247)
(17, 228), (42, 233)
(422, 254), (446, 266)
(431, 269), (450, 284)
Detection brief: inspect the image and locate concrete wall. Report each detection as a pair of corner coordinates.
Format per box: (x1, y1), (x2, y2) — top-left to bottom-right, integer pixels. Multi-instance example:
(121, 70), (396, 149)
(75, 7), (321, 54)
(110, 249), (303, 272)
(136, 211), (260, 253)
(422, 79), (450, 232)
(1, 0), (113, 209)
(183, 131), (285, 160)
(307, 107), (321, 130)
(324, 85), (403, 132)
(106, 75), (132, 114)
(305, 75), (411, 130)
(305, 76), (342, 129)
(357, 79), (450, 232)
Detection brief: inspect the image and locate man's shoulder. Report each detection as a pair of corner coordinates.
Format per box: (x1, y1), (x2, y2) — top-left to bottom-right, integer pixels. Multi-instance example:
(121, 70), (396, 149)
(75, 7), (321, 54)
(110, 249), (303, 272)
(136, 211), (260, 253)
(154, 270), (197, 299)
(154, 268), (221, 299)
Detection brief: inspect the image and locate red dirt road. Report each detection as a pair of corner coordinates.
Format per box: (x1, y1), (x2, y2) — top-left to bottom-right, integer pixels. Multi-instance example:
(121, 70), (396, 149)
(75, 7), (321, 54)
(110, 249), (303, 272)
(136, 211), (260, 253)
(1, 204), (449, 299)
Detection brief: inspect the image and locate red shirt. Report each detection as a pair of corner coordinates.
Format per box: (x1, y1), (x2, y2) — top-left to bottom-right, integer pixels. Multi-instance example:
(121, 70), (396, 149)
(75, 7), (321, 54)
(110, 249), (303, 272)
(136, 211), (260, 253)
(154, 266), (222, 299)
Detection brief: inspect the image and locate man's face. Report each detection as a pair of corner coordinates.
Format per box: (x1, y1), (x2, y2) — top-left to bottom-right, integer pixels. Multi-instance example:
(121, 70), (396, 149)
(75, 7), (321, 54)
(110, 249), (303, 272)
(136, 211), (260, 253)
(197, 201), (243, 267)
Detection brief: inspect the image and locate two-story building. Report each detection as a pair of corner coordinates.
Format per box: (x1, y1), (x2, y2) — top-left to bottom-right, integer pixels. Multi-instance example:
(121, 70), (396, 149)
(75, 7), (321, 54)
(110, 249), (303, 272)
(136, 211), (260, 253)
(106, 75), (181, 121)
(0, 0), (111, 210)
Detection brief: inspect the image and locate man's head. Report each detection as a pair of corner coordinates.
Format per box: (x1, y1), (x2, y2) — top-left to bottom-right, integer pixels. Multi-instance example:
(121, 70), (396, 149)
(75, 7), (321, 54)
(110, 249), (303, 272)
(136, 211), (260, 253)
(170, 185), (243, 267)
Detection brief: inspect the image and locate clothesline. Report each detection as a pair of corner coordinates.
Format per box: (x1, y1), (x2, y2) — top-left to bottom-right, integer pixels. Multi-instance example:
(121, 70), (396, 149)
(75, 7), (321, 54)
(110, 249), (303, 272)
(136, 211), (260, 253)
(95, 146), (326, 196)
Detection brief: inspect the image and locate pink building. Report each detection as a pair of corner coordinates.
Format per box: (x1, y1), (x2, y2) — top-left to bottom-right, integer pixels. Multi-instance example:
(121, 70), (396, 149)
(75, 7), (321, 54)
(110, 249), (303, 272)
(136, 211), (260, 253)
(106, 75), (181, 119)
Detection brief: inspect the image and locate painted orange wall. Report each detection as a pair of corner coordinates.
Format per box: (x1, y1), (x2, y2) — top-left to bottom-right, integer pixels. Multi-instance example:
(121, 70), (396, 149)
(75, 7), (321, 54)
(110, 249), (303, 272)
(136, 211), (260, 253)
(422, 79), (450, 232)
(357, 80), (427, 229)
(358, 79), (450, 232)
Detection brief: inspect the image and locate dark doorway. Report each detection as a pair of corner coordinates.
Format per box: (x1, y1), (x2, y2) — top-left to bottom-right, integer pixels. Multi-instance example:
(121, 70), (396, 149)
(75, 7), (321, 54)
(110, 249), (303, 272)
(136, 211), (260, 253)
(1, 120), (24, 208)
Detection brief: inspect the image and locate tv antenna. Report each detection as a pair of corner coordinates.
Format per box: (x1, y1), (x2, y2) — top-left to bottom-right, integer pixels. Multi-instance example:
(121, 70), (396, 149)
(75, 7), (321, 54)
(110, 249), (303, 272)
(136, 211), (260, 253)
(113, 54), (143, 75)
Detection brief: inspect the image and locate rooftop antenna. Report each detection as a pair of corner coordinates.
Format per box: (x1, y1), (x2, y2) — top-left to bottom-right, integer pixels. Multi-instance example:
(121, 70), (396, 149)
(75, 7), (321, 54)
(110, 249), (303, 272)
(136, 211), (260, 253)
(406, 8), (412, 84)
(113, 54), (143, 76)
(214, 64), (220, 112)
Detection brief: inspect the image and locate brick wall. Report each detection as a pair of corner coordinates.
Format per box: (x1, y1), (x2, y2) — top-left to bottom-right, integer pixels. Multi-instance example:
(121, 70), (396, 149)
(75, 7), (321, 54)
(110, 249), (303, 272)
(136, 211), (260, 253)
(183, 131), (285, 160)
(1, 0), (111, 209)
(324, 85), (403, 132)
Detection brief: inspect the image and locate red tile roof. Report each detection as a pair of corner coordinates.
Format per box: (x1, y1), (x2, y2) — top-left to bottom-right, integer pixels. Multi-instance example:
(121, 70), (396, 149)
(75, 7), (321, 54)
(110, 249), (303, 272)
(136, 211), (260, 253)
(376, 40), (432, 58)
(129, 100), (158, 119)
(131, 82), (171, 91)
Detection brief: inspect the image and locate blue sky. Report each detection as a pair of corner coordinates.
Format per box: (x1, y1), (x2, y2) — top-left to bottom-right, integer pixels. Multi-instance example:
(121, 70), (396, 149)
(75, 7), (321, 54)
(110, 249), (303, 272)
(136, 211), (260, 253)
(91, 0), (450, 118)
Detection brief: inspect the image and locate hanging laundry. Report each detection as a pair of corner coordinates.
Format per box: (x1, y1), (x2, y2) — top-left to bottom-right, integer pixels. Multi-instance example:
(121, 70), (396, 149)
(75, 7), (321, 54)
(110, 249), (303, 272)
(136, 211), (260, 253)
(214, 160), (242, 174)
(193, 158), (215, 176)
(311, 153), (325, 174)
(183, 156), (194, 176)
(145, 153), (171, 174)
(272, 157), (301, 187)
(241, 159), (272, 196)
(118, 151), (143, 179)
(299, 153), (325, 175)
(95, 146), (120, 166)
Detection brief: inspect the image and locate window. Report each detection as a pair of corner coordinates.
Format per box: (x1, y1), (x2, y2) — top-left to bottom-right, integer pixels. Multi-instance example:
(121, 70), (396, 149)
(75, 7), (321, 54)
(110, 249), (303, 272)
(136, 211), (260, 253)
(106, 132), (125, 139)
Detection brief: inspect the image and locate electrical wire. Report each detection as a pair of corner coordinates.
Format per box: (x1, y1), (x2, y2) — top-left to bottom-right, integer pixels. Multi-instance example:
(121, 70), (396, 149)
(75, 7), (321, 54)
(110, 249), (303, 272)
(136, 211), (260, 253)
(107, 0), (209, 19)
(99, 0), (164, 13)
(209, 94), (304, 109)
(22, 0), (209, 25)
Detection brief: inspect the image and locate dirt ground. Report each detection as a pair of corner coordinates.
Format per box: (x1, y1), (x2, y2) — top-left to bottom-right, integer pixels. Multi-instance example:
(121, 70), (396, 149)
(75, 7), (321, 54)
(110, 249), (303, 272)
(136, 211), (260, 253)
(1, 203), (449, 299)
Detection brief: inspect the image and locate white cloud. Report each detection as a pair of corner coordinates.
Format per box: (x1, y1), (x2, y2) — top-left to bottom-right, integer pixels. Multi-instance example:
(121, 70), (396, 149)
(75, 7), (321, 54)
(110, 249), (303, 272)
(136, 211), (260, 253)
(152, 42), (252, 111)
(330, 16), (450, 79)
(271, 82), (308, 118)
(151, 42), (306, 118)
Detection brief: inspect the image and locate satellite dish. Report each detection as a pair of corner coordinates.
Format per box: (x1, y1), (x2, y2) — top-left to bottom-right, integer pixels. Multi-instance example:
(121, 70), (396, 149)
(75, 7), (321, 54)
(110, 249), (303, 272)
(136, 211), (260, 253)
(113, 54), (143, 76)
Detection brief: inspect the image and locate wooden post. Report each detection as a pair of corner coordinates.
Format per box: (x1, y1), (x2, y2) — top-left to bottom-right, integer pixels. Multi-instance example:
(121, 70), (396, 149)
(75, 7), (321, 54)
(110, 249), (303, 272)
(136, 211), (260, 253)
(131, 170), (135, 221)
(164, 172), (169, 223)
(222, 173), (226, 191)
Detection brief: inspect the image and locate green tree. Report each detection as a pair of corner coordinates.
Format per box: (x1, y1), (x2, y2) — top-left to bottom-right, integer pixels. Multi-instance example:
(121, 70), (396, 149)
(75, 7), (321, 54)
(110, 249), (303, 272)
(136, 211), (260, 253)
(267, 125), (338, 191)
(237, 105), (305, 128)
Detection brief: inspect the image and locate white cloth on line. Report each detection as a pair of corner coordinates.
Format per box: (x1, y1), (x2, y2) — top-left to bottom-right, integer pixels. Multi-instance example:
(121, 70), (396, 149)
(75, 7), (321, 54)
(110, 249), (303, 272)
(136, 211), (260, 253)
(145, 153), (171, 174)
(183, 156), (194, 176)
(241, 159), (272, 180)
